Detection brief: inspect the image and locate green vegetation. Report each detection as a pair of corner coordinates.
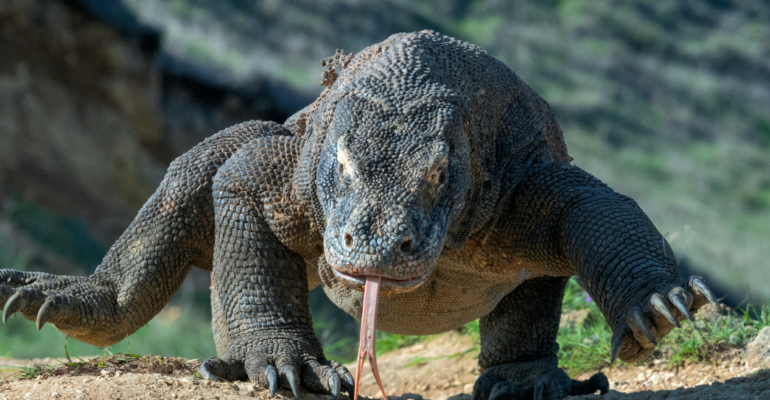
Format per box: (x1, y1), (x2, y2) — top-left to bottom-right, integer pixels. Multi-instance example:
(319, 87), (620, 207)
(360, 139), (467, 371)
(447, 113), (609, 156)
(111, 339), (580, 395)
(375, 331), (426, 357)
(557, 278), (770, 376)
(0, 305), (217, 361)
(0, 365), (50, 380)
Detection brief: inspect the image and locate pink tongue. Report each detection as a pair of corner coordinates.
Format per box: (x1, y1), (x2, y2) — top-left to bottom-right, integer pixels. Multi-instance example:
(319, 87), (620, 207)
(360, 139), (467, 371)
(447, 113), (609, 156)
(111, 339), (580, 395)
(354, 276), (388, 400)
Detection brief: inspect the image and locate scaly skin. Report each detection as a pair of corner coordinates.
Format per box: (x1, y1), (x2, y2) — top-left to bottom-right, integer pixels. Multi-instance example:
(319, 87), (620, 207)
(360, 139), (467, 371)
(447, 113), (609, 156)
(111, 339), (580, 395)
(1, 31), (719, 400)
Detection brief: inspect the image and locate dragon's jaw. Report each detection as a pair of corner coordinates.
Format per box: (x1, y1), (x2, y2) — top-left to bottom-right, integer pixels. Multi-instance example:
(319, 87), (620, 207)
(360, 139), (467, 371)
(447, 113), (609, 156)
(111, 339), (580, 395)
(355, 276), (388, 400)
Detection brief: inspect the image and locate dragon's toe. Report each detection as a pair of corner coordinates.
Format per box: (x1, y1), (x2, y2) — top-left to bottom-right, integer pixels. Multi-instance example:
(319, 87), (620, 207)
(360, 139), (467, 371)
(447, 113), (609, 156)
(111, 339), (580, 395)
(202, 339), (353, 400)
(0, 269), (119, 345)
(612, 275), (719, 363)
(472, 356), (608, 400)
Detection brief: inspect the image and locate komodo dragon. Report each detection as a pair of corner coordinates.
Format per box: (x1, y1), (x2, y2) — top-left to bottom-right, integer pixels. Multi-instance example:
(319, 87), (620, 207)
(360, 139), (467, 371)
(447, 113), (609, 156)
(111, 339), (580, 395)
(0, 31), (719, 400)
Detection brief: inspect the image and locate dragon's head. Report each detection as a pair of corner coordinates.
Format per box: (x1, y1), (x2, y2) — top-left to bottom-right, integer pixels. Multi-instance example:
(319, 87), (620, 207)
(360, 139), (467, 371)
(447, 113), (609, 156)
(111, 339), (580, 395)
(317, 85), (471, 295)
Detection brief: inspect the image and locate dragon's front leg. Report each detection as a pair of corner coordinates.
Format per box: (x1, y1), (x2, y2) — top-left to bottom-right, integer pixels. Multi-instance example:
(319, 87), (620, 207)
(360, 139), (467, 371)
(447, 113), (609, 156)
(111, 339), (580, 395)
(473, 160), (717, 400)
(199, 135), (354, 399)
(472, 276), (609, 400)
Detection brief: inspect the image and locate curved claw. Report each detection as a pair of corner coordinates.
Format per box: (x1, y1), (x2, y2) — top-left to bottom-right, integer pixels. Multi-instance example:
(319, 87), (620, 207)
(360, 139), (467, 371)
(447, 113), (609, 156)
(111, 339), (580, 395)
(488, 381), (518, 400)
(329, 373), (341, 400)
(609, 327), (628, 364)
(669, 292), (695, 321)
(651, 293), (680, 328)
(3, 292), (22, 324)
(689, 277), (719, 307)
(534, 379), (545, 400)
(334, 364), (354, 400)
(569, 372), (609, 396)
(284, 366), (300, 400)
(632, 308), (657, 345)
(199, 360), (220, 382)
(36, 299), (54, 330)
(338, 371), (354, 400)
(595, 373), (610, 395)
(266, 366), (278, 398)
(342, 369), (354, 387)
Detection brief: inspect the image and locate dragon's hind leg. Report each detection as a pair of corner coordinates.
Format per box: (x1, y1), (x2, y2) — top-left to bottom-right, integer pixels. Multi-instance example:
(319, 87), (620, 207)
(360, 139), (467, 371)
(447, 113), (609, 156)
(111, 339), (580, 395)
(0, 121), (273, 347)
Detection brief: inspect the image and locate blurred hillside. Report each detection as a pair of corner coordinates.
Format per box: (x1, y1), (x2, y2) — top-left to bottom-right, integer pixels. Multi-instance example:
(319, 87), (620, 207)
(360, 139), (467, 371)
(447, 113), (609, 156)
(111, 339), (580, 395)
(0, 0), (768, 359)
(122, 0), (770, 298)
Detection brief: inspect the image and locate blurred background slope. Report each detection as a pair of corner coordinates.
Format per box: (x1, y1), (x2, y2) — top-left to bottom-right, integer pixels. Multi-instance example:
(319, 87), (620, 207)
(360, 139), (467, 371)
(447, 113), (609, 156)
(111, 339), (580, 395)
(0, 0), (767, 360)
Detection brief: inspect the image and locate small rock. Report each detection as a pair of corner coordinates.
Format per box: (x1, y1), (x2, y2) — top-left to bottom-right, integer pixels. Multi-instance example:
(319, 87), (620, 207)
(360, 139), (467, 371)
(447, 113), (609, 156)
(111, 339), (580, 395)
(447, 394), (471, 400)
(745, 327), (770, 368)
(559, 309), (590, 328)
(582, 334), (600, 345)
(51, 393), (59, 398)
(695, 303), (729, 324)
(82, 378), (91, 383)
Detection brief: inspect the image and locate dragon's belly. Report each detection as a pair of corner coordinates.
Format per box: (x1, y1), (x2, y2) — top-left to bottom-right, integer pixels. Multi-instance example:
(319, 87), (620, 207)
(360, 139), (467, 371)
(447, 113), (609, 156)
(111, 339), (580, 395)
(319, 254), (534, 335)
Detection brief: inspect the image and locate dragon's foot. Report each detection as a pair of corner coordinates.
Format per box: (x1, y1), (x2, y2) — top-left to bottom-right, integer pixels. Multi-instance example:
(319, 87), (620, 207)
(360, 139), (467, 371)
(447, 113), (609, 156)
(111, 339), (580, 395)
(200, 339), (354, 400)
(471, 356), (608, 400)
(1, 269), (119, 346)
(612, 275), (718, 363)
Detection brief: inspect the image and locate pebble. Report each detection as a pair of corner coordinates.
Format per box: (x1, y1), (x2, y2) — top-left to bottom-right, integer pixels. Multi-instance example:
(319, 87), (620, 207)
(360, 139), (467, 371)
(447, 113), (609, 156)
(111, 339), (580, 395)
(745, 326), (770, 368)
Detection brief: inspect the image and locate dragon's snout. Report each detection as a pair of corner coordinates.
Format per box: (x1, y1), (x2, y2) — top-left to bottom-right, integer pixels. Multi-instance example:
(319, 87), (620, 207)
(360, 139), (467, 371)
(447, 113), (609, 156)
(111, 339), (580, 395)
(338, 204), (416, 259)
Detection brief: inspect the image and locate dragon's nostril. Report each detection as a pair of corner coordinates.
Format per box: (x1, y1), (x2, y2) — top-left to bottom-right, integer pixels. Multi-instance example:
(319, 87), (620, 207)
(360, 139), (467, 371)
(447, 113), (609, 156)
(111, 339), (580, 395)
(344, 233), (354, 248)
(400, 237), (413, 254)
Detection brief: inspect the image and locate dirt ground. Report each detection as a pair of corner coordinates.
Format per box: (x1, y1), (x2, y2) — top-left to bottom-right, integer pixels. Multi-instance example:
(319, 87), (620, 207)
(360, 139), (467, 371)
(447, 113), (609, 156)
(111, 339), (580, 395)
(351, 332), (770, 400)
(1, 332), (769, 400)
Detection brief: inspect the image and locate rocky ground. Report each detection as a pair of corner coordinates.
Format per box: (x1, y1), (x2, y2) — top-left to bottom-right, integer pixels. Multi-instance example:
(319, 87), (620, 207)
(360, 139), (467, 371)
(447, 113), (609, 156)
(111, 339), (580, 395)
(2, 327), (769, 400)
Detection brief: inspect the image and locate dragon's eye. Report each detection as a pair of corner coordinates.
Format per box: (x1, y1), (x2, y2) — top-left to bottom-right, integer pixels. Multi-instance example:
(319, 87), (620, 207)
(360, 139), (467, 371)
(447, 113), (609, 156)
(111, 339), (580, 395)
(337, 160), (345, 177)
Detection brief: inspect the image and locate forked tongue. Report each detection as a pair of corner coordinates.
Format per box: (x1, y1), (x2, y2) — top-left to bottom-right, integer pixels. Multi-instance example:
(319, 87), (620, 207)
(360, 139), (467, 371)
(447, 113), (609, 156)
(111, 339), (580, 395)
(354, 276), (388, 400)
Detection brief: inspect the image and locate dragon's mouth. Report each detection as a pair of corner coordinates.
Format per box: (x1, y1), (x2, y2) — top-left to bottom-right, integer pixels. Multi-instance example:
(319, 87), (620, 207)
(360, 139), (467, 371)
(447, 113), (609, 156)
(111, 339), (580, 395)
(331, 267), (429, 291)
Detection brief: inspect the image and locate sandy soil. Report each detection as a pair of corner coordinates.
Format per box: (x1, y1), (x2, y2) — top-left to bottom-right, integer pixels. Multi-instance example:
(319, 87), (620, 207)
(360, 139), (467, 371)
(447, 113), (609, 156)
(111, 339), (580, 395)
(1, 332), (768, 400)
(0, 355), (286, 400)
(350, 332), (770, 400)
